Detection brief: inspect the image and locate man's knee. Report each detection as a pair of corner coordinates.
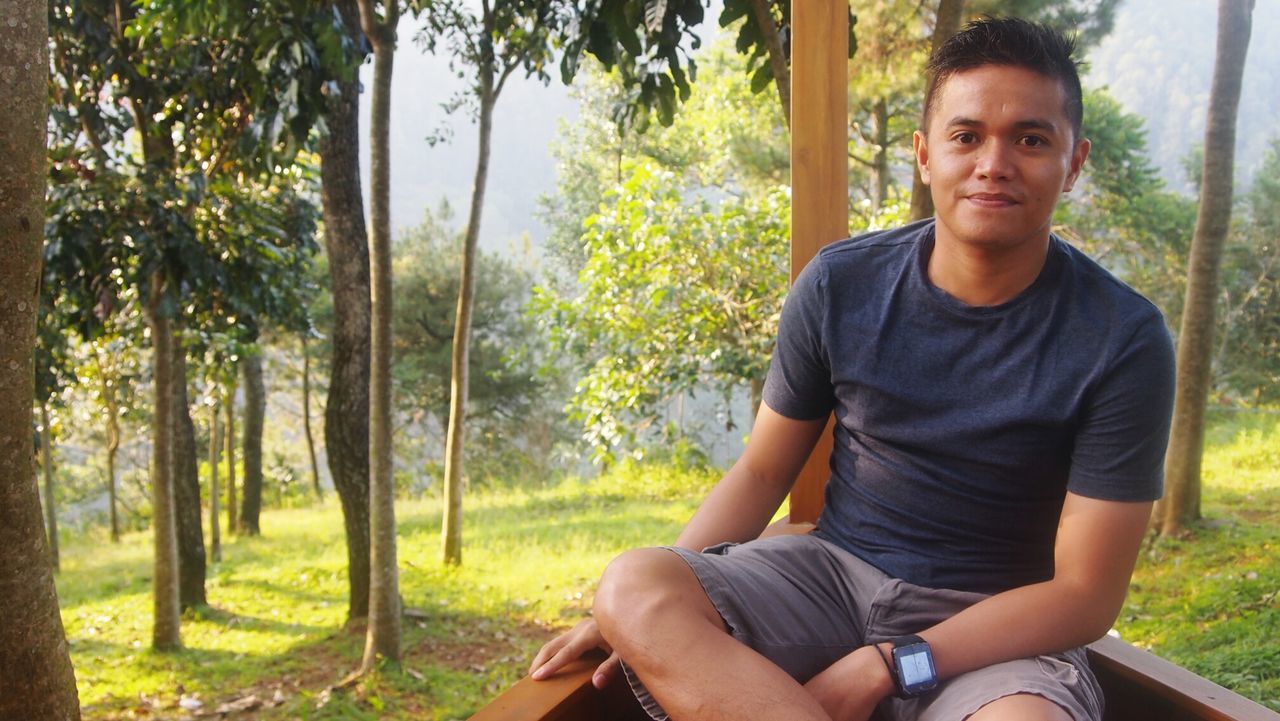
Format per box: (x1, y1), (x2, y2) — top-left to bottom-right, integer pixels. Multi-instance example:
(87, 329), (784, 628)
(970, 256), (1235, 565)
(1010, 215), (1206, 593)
(966, 693), (1075, 721)
(594, 548), (724, 652)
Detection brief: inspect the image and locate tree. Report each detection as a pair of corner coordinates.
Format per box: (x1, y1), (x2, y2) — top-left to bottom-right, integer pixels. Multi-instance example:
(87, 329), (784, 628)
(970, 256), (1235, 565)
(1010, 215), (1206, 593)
(239, 350), (266, 535)
(391, 206), (562, 479)
(1160, 0), (1255, 536)
(356, 0), (402, 668)
(208, 391), (222, 563)
(47, 0), (341, 646)
(317, 0), (375, 622)
(0, 0), (82, 708)
(536, 160), (790, 464)
(422, 0), (559, 567)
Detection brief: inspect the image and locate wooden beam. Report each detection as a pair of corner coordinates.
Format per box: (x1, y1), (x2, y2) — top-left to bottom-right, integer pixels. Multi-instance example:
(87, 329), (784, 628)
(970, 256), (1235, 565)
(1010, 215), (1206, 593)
(788, 0), (849, 523)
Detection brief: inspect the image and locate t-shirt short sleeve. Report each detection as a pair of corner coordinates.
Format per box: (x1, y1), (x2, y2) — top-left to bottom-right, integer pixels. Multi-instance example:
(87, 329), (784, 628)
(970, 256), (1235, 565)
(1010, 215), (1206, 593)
(763, 257), (835, 420)
(1067, 313), (1176, 501)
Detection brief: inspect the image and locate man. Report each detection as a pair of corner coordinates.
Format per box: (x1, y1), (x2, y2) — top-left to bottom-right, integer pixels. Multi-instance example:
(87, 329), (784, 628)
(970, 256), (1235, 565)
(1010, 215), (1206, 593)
(530, 17), (1175, 721)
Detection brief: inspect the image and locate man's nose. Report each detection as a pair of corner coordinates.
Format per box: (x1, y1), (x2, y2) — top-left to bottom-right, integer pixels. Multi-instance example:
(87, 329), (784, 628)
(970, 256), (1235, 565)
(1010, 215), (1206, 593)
(975, 141), (1015, 180)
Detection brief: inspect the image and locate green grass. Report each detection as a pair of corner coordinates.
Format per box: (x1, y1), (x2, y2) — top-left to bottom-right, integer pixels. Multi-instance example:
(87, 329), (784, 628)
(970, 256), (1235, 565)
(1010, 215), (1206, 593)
(60, 463), (716, 720)
(1115, 409), (1280, 712)
(56, 414), (1279, 718)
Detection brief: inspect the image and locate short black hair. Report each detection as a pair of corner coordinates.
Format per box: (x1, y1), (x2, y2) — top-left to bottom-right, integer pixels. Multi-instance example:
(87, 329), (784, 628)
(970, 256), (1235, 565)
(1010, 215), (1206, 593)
(923, 16), (1083, 139)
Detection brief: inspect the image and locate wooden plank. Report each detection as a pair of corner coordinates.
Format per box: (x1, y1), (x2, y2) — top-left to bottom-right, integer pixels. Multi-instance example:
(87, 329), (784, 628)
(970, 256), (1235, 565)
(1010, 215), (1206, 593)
(788, 0), (849, 523)
(1089, 635), (1280, 721)
(469, 652), (649, 721)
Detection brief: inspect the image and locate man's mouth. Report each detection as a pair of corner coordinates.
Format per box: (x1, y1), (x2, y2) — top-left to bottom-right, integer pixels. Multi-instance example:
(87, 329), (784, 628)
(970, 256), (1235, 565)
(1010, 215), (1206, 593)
(966, 193), (1019, 208)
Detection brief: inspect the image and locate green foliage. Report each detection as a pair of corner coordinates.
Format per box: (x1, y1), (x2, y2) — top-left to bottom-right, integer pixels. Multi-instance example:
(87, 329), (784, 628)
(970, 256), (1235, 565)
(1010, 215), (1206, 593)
(390, 206), (569, 485)
(534, 160), (789, 464)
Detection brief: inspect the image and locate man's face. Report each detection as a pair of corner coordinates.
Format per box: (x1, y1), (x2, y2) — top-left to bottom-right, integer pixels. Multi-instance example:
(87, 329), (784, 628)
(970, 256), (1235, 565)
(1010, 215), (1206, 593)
(914, 64), (1089, 253)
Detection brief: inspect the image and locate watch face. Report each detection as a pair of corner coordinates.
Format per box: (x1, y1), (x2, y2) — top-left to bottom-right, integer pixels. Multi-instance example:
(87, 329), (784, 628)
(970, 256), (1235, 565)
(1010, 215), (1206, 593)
(898, 648), (934, 686)
(893, 643), (937, 694)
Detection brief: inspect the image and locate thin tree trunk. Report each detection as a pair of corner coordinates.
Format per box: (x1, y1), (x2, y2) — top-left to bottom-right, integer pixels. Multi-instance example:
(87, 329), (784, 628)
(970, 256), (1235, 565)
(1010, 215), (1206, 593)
(171, 333), (207, 608)
(302, 333), (322, 500)
(100, 350), (122, 542)
(909, 0), (965, 222)
(240, 352), (265, 536)
(747, 0), (791, 130)
(442, 73), (496, 567)
(0, 4), (81, 708)
(1160, 0), (1254, 536)
(225, 380), (238, 537)
(145, 286), (182, 650)
(41, 404), (60, 572)
(359, 0), (401, 669)
(209, 393), (221, 563)
(749, 377), (764, 428)
(320, 0), (373, 622)
(870, 98), (890, 213)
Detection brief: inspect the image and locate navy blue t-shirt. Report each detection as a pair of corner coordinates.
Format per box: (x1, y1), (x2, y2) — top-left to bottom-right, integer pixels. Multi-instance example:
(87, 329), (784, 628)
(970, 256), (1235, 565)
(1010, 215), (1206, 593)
(762, 220), (1175, 594)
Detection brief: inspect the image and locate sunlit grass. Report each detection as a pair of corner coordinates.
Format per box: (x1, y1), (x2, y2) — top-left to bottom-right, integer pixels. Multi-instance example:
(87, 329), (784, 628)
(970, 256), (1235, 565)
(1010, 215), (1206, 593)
(56, 413), (1279, 718)
(1116, 408), (1280, 712)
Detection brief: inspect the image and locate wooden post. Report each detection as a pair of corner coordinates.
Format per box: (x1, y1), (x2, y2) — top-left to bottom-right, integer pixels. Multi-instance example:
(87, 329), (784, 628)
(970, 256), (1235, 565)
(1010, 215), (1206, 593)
(788, 1), (848, 523)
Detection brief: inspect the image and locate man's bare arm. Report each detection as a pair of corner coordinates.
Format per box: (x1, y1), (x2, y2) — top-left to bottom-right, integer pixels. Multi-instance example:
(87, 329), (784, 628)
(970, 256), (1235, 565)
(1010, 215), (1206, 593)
(806, 492), (1152, 719)
(675, 404), (828, 551)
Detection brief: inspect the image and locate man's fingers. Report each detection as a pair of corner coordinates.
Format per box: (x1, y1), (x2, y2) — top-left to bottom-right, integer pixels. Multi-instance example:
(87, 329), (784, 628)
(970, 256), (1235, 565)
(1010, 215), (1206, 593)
(531, 640), (587, 680)
(528, 637), (565, 676)
(592, 652), (622, 689)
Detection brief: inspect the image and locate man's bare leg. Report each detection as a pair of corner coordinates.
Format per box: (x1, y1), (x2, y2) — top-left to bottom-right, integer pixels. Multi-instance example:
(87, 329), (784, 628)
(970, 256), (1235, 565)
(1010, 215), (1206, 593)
(594, 547), (833, 721)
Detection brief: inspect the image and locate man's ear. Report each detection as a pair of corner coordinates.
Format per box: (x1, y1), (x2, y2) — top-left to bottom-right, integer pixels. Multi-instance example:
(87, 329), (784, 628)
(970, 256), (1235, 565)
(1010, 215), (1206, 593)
(1062, 137), (1091, 193)
(913, 130), (931, 185)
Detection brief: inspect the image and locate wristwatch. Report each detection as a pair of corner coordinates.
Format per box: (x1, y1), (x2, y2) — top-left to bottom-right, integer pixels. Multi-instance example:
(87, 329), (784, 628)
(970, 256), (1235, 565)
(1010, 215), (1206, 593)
(889, 635), (938, 697)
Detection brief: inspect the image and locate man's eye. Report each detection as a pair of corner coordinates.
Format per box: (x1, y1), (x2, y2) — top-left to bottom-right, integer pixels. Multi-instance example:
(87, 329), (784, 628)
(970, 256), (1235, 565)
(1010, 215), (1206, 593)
(1020, 135), (1047, 147)
(954, 132), (977, 144)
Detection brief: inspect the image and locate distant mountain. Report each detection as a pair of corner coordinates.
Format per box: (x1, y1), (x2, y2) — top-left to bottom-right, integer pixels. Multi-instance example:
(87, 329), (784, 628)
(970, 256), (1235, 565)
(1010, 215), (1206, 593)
(1085, 0), (1279, 193)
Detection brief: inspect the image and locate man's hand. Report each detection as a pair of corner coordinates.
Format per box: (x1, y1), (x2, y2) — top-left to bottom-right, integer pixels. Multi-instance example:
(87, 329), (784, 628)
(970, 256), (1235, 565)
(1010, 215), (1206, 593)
(528, 618), (622, 689)
(804, 644), (896, 721)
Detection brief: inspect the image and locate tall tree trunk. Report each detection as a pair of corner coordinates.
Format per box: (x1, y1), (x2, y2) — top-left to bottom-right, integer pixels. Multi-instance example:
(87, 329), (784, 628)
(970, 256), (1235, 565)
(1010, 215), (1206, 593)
(171, 333), (207, 608)
(302, 334), (322, 499)
(1160, 0), (1254, 536)
(442, 73), (497, 567)
(240, 352), (265, 536)
(100, 350), (122, 542)
(747, 0), (791, 130)
(40, 404), (60, 571)
(225, 380), (238, 537)
(909, 0), (965, 222)
(0, 5), (81, 709)
(359, 0), (402, 669)
(145, 285), (182, 650)
(320, 0), (373, 621)
(209, 394), (221, 563)
(355, 0), (399, 671)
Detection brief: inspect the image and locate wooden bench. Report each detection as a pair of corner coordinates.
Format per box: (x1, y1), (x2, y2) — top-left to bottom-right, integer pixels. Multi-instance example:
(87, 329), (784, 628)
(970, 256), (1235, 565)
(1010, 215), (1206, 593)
(471, 635), (1278, 721)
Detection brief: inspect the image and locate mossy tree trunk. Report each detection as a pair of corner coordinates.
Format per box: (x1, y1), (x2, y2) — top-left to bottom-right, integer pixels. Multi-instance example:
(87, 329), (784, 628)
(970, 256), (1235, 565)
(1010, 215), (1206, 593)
(319, 0), (373, 622)
(171, 333), (207, 608)
(209, 394), (222, 563)
(40, 404), (60, 572)
(145, 286), (182, 650)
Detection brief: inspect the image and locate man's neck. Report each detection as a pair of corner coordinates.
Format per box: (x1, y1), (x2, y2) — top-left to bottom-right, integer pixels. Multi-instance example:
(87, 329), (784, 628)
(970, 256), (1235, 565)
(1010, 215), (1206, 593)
(926, 232), (1051, 308)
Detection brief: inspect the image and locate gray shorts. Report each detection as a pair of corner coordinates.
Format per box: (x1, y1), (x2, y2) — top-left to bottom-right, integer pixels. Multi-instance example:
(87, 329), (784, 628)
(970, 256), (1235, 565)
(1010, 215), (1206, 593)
(621, 533), (1104, 721)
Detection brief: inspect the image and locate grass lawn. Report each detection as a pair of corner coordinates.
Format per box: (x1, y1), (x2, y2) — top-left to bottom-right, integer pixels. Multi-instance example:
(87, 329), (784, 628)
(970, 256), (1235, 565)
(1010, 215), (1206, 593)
(57, 412), (1278, 719)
